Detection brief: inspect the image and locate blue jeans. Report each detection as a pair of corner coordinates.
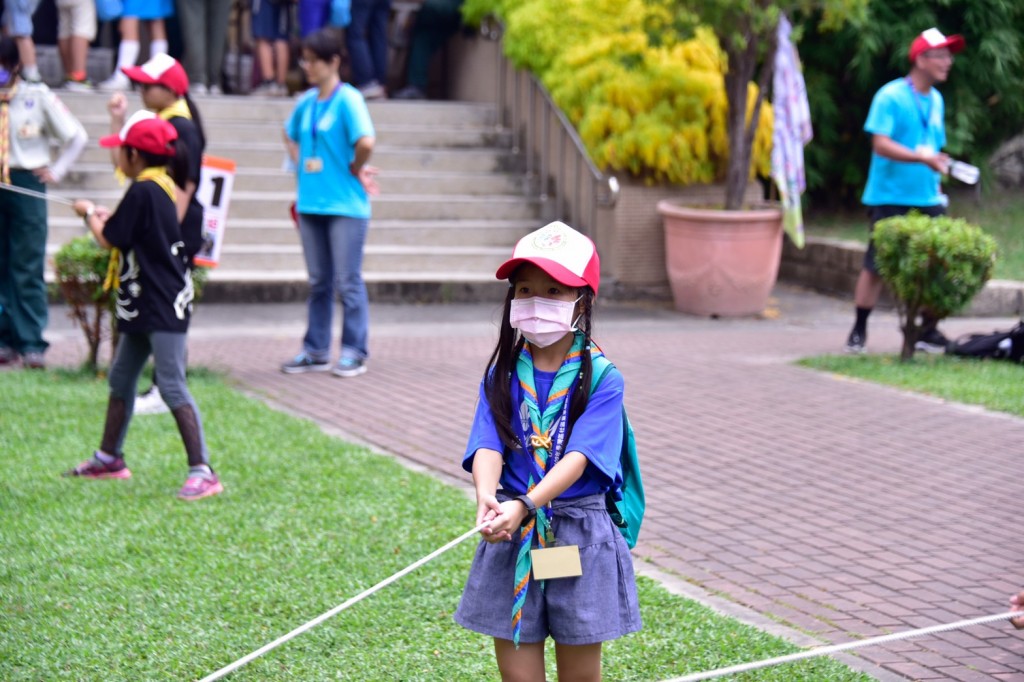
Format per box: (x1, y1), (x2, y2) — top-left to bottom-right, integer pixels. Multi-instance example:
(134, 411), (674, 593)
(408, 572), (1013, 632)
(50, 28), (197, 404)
(347, 0), (391, 87)
(297, 213), (370, 361)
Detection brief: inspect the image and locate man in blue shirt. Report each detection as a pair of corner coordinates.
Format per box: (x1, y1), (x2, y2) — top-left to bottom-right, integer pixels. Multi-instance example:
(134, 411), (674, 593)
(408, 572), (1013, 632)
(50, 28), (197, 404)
(845, 28), (965, 354)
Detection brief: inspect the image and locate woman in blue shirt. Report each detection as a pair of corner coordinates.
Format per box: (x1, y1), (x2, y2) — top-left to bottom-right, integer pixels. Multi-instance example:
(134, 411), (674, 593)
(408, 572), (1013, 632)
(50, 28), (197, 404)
(281, 28), (378, 378)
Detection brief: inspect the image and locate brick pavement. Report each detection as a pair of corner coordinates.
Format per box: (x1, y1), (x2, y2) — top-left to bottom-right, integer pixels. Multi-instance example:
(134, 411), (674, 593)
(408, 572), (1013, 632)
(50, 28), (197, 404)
(39, 286), (1024, 681)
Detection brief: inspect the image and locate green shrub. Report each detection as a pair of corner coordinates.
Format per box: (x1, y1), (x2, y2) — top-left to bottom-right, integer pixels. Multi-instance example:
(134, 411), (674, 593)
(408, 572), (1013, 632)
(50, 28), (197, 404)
(462, 0), (773, 186)
(873, 212), (998, 361)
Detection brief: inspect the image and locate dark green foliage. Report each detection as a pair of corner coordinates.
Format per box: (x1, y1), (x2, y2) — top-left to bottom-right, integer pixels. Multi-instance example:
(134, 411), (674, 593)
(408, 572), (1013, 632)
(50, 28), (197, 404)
(797, 0), (1024, 206)
(873, 212), (997, 360)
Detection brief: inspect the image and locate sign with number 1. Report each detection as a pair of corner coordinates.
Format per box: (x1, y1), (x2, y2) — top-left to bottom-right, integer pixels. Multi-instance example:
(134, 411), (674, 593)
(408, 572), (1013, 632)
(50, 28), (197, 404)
(194, 155), (236, 268)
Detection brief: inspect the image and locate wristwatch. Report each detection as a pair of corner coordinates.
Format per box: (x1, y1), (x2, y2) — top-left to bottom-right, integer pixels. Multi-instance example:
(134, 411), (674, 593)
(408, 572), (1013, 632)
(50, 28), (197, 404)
(82, 206), (94, 226)
(514, 494), (536, 521)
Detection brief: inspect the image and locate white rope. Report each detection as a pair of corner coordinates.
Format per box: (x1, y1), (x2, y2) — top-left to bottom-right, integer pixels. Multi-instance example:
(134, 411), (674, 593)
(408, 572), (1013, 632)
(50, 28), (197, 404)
(195, 520), (493, 682)
(660, 609), (1021, 682)
(0, 180), (77, 206)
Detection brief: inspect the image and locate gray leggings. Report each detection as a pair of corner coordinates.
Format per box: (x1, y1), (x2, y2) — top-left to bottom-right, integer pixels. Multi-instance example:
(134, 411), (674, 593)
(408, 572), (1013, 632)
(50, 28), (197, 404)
(105, 331), (208, 464)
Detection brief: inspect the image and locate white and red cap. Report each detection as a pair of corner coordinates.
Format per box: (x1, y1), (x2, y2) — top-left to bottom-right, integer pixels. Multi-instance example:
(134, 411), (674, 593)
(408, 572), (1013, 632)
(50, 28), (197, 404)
(909, 28), (965, 62)
(99, 110), (178, 155)
(122, 53), (189, 96)
(495, 221), (601, 294)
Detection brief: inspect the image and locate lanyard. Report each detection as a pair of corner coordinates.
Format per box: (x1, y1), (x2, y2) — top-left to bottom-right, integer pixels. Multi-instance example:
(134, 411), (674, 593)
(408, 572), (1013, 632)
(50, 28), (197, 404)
(904, 77), (933, 135)
(309, 83), (341, 152)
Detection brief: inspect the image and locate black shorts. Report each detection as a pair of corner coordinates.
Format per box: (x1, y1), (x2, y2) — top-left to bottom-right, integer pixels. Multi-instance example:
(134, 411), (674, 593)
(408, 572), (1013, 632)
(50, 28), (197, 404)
(864, 204), (946, 274)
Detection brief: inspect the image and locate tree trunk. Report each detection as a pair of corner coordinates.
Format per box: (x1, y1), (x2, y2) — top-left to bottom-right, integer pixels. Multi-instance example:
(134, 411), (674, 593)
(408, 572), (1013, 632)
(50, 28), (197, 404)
(723, 49), (755, 211)
(722, 23), (777, 211)
(900, 303), (921, 362)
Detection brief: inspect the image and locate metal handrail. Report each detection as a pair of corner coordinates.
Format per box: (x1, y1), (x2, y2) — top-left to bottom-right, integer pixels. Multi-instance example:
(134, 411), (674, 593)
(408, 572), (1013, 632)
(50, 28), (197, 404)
(484, 22), (619, 238)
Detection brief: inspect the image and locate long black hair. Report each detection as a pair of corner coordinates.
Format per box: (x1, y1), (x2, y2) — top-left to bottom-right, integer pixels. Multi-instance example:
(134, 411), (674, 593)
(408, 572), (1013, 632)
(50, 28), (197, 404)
(181, 92), (206, 152)
(483, 278), (597, 450)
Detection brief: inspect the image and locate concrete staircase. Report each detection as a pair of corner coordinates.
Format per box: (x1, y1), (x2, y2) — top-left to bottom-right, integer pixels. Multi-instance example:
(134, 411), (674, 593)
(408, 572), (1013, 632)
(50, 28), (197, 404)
(48, 91), (537, 302)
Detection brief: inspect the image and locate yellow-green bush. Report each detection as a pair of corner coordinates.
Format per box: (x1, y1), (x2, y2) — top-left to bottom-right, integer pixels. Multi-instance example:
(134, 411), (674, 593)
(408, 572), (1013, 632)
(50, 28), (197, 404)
(463, 0), (772, 185)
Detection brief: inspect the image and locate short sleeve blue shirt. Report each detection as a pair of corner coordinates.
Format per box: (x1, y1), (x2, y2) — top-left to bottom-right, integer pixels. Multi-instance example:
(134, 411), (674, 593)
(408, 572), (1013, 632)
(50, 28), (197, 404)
(861, 78), (946, 207)
(463, 365), (625, 499)
(285, 84), (375, 218)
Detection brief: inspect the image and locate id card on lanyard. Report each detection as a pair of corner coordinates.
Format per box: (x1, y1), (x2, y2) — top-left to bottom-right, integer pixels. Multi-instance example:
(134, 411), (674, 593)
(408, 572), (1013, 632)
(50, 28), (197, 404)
(515, 381), (583, 581)
(905, 78), (937, 156)
(305, 84), (340, 174)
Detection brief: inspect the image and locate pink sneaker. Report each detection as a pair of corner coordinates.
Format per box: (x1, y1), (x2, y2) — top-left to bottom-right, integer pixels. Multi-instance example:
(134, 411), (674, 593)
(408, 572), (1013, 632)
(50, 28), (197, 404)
(177, 473), (224, 501)
(63, 455), (132, 479)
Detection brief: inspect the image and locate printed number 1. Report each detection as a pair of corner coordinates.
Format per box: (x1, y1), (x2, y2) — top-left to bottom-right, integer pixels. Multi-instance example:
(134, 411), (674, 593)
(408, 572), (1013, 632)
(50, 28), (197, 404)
(209, 176), (225, 208)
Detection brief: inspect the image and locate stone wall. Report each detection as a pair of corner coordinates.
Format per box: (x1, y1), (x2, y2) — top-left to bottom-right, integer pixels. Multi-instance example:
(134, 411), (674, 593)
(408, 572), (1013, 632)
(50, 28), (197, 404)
(780, 236), (1024, 317)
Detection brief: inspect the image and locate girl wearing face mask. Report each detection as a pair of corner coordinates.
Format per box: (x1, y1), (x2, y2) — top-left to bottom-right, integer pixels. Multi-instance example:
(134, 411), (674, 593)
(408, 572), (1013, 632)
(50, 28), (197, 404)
(455, 221), (641, 682)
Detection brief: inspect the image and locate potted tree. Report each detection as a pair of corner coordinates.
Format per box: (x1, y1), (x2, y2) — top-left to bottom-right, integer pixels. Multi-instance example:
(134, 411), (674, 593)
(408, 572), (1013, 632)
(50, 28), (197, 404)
(657, 0), (867, 316)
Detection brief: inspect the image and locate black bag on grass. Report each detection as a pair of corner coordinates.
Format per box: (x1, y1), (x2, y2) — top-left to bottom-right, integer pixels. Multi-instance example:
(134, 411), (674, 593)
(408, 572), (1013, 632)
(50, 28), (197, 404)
(946, 322), (1024, 363)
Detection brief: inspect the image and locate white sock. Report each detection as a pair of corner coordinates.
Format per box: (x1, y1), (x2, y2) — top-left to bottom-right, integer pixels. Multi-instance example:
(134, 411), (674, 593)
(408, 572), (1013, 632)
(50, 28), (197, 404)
(116, 40), (140, 71)
(150, 39), (168, 57)
(20, 64), (40, 81)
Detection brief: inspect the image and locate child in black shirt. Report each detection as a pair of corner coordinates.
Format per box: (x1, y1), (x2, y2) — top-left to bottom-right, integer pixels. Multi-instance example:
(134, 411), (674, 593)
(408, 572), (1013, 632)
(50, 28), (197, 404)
(65, 111), (223, 501)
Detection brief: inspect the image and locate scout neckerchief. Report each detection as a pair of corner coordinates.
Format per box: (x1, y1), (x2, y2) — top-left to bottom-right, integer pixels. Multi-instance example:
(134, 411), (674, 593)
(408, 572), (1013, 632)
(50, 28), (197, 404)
(158, 98), (191, 122)
(0, 81), (18, 184)
(510, 332), (586, 647)
(114, 99), (192, 186)
(103, 167), (177, 293)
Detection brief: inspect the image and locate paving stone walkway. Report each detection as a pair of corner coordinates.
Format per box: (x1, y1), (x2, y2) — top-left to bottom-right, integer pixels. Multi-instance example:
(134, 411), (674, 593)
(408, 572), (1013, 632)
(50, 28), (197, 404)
(41, 285), (1024, 681)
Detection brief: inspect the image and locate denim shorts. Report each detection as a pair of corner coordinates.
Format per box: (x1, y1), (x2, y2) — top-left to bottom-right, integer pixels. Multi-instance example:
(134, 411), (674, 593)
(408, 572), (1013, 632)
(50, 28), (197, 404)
(251, 0), (290, 41)
(454, 493), (642, 645)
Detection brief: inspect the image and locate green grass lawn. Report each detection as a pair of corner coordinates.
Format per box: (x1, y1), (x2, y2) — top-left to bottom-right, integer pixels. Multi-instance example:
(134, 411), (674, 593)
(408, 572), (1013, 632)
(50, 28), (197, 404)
(799, 353), (1024, 417)
(804, 188), (1024, 280)
(0, 370), (874, 681)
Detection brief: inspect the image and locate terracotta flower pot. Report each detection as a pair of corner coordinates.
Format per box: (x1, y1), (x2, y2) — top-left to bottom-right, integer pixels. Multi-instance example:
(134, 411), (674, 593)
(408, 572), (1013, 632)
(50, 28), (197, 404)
(657, 201), (784, 316)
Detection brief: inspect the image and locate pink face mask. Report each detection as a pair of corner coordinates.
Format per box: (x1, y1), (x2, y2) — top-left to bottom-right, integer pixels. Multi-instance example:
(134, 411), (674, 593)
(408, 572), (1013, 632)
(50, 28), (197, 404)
(509, 296), (581, 348)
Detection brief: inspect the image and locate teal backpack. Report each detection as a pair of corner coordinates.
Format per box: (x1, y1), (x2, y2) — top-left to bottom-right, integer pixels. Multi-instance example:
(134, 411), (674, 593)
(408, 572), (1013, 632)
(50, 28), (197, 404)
(591, 355), (645, 549)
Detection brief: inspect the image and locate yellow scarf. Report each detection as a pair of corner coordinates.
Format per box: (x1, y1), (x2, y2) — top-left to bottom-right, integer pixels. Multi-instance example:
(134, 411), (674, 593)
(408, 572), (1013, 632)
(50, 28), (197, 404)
(158, 98), (192, 122)
(103, 167), (177, 292)
(0, 81), (19, 184)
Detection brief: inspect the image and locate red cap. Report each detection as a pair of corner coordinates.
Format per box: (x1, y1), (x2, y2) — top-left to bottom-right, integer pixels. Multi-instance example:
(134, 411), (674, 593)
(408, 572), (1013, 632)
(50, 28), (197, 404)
(909, 28), (965, 62)
(99, 110), (178, 155)
(122, 53), (189, 96)
(495, 221), (601, 294)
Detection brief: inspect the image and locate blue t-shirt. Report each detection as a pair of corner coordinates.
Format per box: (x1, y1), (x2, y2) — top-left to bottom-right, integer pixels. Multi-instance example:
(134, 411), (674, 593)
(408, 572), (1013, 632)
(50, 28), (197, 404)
(861, 78), (946, 207)
(285, 84), (375, 218)
(463, 365), (625, 499)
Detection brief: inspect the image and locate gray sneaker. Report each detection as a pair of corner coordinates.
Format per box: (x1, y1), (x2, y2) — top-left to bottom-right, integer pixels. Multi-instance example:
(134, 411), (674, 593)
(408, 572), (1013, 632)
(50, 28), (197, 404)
(0, 346), (18, 365)
(844, 329), (866, 354)
(332, 357), (366, 378)
(281, 353), (331, 374)
(22, 351), (46, 369)
(63, 79), (94, 92)
(358, 81), (386, 100)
